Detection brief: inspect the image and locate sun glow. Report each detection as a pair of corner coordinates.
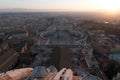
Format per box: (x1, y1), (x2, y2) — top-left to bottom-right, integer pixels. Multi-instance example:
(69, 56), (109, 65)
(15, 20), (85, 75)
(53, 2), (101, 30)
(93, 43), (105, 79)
(99, 0), (120, 13)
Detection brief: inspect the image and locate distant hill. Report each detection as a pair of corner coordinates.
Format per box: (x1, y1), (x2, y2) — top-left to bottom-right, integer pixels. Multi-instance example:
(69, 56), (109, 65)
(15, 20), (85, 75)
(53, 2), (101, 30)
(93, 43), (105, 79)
(0, 8), (119, 19)
(0, 8), (38, 12)
(0, 8), (107, 13)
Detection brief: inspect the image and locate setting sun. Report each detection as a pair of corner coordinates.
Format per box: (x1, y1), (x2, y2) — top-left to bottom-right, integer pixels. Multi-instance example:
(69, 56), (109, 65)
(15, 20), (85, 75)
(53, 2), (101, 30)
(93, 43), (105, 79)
(99, 0), (120, 13)
(0, 0), (120, 14)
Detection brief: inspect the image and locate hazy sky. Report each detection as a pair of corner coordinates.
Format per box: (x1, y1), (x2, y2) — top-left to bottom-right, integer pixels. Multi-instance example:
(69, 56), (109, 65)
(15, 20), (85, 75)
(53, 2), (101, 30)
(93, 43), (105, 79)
(0, 0), (120, 12)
